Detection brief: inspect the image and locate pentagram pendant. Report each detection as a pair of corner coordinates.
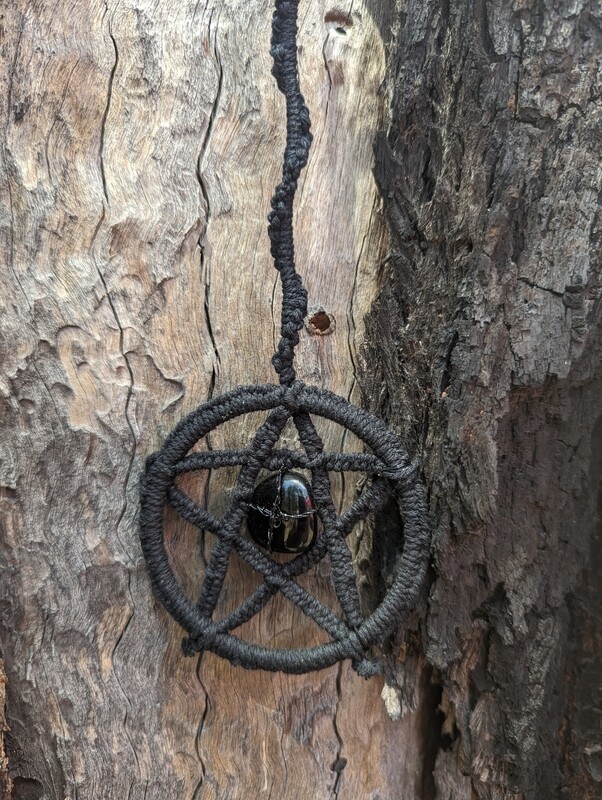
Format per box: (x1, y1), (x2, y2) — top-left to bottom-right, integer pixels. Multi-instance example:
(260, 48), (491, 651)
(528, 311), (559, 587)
(139, 381), (431, 676)
(138, 0), (431, 677)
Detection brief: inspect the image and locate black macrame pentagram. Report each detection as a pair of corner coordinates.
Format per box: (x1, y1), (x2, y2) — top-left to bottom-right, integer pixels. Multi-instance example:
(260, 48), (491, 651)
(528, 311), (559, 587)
(139, 0), (431, 676)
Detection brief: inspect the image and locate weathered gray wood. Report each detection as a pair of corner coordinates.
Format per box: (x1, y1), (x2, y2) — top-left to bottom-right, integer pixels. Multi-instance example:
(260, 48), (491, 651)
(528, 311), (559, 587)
(1, 0), (600, 799)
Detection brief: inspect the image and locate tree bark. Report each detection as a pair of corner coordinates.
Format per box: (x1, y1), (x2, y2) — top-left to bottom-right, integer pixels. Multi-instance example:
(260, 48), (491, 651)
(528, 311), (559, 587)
(368, 1), (602, 798)
(0, 1), (600, 800)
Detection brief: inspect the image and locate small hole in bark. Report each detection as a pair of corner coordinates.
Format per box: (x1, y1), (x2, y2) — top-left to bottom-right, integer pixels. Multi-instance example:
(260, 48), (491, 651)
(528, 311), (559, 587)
(325, 10), (353, 34)
(331, 756), (347, 772)
(310, 311), (332, 332)
(12, 777), (44, 800)
(306, 308), (335, 335)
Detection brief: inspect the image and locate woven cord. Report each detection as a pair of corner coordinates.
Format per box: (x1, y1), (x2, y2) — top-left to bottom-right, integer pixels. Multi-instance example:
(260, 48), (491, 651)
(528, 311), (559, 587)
(268, 0), (312, 386)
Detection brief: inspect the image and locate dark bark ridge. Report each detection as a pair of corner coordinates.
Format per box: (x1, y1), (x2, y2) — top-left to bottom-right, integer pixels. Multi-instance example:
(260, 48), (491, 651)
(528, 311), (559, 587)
(366, 1), (602, 797)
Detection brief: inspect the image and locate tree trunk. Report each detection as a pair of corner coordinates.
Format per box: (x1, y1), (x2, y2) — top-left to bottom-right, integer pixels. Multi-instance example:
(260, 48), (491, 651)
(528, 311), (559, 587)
(0, 1), (599, 799)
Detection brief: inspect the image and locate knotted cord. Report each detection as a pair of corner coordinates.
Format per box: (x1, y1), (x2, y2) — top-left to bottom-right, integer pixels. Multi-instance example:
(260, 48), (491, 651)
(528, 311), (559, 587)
(139, 0), (431, 676)
(267, 0), (312, 387)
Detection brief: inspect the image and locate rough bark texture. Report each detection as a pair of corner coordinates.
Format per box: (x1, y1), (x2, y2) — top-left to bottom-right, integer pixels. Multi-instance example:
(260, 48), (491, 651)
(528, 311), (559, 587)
(0, 661), (11, 799)
(366, 1), (602, 798)
(0, 1), (600, 800)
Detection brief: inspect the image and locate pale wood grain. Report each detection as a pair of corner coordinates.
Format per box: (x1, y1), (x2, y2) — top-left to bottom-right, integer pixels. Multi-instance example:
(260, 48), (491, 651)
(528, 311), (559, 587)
(0, 1), (417, 798)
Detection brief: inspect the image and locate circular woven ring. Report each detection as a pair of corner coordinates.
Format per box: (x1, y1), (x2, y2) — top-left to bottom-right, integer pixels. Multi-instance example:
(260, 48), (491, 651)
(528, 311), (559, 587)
(140, 381), (431, 675)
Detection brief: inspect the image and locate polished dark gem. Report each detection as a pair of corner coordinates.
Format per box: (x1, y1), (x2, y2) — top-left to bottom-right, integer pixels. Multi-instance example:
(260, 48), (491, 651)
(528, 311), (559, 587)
(247, 471), (318, 553)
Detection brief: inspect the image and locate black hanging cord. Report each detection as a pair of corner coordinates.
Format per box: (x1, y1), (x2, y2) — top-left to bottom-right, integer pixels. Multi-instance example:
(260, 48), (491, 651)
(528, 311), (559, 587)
(138, 0), (432, 677)
(268, 0), (312, 386)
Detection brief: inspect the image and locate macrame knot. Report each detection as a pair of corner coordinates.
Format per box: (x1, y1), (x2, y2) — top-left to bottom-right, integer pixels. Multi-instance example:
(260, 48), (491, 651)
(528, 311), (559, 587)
(352, 658), (382, 678)
(283, 381), (304, 413)
(380, 458), (421, 489)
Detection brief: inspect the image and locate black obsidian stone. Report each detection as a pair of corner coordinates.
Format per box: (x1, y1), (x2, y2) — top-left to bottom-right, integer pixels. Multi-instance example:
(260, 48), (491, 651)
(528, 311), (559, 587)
(247, 471), (318, 553)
